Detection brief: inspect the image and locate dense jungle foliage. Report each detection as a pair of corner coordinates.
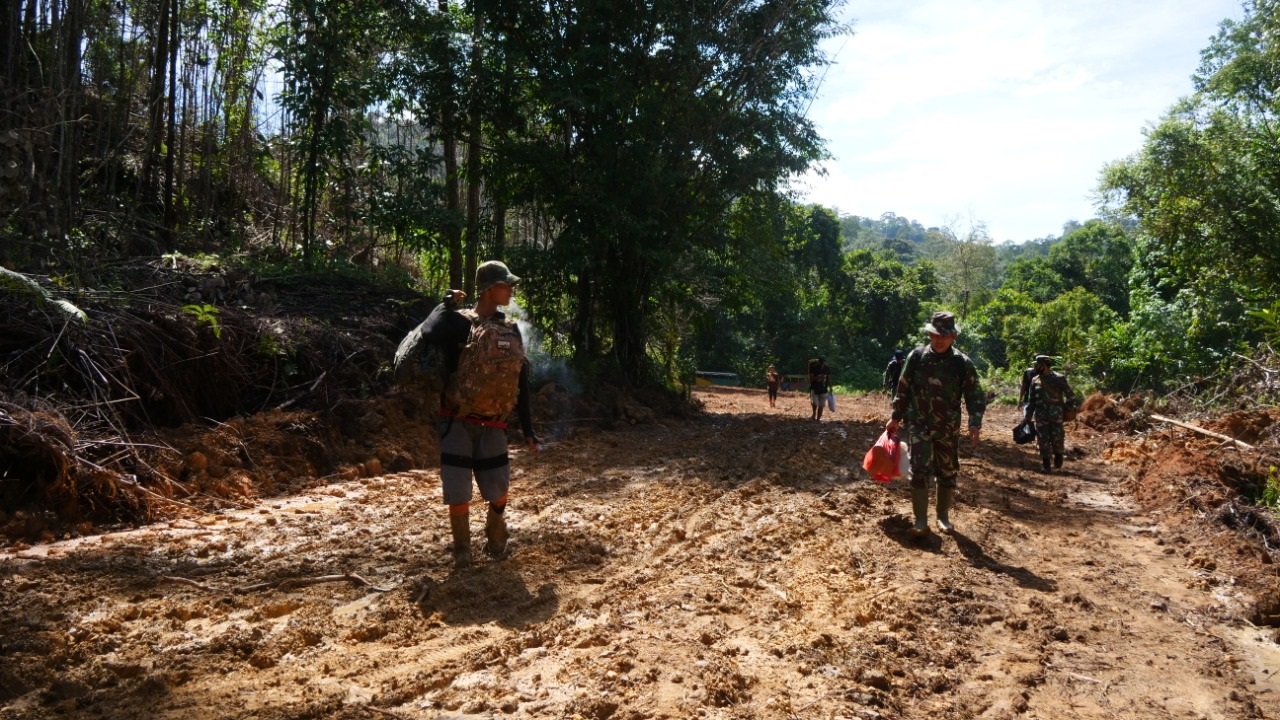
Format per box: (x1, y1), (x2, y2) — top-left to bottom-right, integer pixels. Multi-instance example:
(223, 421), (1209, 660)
(2, 0), (1279, 403)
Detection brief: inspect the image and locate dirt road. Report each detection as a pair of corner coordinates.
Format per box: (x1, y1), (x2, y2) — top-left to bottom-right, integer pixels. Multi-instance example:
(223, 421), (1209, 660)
(2, 387), (1277, 719)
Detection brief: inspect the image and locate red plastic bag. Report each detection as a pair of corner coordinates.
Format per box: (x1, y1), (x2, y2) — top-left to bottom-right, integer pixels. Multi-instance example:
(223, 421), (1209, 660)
(863, 430), (902, 483)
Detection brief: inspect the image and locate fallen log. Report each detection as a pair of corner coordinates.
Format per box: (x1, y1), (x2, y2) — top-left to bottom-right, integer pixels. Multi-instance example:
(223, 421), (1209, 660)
(1150, 414), (1255, 451)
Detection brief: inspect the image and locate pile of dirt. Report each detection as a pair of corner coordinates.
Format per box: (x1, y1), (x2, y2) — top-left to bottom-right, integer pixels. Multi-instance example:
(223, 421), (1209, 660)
(0, 262), (437, 540)
(1204, 408), (1280, 446)
(1077, 391), (1150, 433)
(1099, 408), (1280, 626)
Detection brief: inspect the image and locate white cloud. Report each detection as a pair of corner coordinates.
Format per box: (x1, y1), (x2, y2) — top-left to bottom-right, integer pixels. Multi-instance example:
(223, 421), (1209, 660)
(799, 0), (1245, 241)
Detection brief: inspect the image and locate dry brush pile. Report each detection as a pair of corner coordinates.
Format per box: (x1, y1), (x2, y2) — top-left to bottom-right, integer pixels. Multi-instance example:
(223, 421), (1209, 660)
(0, 261), (431, 539)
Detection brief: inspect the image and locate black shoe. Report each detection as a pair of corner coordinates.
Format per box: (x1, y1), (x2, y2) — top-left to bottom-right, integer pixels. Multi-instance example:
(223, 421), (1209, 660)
(1041, 459), (1051, 473)
(1053, 453), (1063, 469)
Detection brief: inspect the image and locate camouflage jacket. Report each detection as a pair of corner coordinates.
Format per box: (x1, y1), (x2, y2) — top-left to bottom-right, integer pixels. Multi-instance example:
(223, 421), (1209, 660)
(1026, 371), (1076, 424)
(891, 345), (985, 438)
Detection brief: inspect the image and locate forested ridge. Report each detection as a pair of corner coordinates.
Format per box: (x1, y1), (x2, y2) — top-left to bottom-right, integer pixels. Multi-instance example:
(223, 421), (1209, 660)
(3, 2), (1280, 522)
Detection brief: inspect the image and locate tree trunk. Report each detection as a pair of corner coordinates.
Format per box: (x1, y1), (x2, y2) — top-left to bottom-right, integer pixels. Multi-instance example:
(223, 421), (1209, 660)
(492, 196), (506, 259)
(141, 0), (172, 205)
(1, 1), (20, 93)
(608, 245), (652, 385)
(439, 0), (463, 291)
(463, 9), (483, 287)
(572, 271), (595, 363)
(56, 0), (85, 244)
(162, 0), (180, 245)
(612, 292), (649, 385)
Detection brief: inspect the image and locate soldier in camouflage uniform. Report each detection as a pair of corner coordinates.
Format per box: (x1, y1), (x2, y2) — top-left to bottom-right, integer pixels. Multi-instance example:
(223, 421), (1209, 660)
(1024, 355), (1076, 472)
(1017, 357), (1038, 408)
(885, 311), (986, 537)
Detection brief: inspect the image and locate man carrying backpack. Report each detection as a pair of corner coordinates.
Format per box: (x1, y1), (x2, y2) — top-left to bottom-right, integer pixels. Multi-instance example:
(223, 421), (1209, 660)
(883, 349), (905, 395)
(1017, 355), (1039, 409)
(885, 312), (985, 537)
(415, 260), (540, 568)
(808, 356), (831, 421)
(1024, 355), (1076, 473)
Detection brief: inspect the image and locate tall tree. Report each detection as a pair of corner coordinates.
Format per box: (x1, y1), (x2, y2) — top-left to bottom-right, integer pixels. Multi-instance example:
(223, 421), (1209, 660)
(1102, 0), (1280, 308)
(278, 0), (382, 265)
(497, 0), (845, 383)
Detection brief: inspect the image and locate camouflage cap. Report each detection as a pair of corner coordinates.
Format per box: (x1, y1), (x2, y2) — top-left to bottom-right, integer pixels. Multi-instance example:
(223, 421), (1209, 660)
(475, 260), (521, 294)
(922, 311), (959, 337)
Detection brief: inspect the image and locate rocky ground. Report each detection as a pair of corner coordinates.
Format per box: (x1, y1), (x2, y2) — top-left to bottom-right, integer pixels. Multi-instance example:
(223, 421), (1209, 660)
(2, 387), (1279, 720)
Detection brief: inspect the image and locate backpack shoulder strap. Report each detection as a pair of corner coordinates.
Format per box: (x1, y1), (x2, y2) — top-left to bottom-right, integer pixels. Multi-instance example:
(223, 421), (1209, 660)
(900, 346), (926, 384)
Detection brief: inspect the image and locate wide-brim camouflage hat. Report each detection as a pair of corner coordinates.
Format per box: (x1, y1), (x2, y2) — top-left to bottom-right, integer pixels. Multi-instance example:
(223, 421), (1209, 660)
(922, 311), (959, 336)
(476, 260), (521, 294)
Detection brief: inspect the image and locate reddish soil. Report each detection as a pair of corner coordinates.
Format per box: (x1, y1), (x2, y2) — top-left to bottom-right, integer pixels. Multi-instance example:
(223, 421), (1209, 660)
(2, 387), (1279, 719)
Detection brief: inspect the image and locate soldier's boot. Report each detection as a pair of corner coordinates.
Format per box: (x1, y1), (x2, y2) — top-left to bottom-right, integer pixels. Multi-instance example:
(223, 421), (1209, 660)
(936, 486), (955, 534)
(449, 512), (472, 569)
(910, 487), (931, 538)
(1041, 455), (1052, 473)
(484, 505), (509, 557)
(1053, 452), (1063, 469)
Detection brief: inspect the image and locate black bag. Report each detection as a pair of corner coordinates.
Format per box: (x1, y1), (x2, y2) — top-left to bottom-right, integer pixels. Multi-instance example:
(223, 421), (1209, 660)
(1012, 420), (1037, 445)
(393, 320), (446, 398)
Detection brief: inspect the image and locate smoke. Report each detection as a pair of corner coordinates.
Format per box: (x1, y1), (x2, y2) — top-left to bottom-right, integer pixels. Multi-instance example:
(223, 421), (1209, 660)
(505, 300), (581, 395)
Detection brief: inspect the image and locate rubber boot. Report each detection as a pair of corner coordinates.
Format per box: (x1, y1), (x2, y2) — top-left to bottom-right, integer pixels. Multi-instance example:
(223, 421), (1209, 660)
(910, 487), (930, 538)
(449, 512), (472, 569)
(484, 505), (509, 557)
(1053, 452), (1063, 469)
(936, 486), (955, 534)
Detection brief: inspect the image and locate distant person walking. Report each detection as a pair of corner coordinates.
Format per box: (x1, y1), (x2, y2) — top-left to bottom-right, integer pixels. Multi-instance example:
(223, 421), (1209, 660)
(885, 312), (985, 537)
(765, 364), (782, 408)
(1017, 356), (1038, 409)
(1024, 355), (1077, 473)
(883, 349), (905, 395)
(414, 261), (541, 568)
(808, 357), (831, 421)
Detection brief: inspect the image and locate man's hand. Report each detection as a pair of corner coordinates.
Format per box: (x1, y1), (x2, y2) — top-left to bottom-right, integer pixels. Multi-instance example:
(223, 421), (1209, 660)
(968, 426), (981, 446)
(885, 418), (900, 435)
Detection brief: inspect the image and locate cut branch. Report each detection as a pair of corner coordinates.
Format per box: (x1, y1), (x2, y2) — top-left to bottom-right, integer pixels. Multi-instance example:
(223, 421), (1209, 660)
(1150, 414), (1255, 451)
(164, 572), (393, 594)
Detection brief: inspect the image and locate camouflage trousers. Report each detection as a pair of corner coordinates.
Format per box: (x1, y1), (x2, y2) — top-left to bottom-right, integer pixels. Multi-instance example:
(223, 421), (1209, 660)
(908, 432), (960, 490)
(1035, 420), (1065, 459)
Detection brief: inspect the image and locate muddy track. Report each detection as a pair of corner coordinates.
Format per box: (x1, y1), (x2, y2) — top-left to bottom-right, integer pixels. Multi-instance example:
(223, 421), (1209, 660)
(1, 388), (1277, 719)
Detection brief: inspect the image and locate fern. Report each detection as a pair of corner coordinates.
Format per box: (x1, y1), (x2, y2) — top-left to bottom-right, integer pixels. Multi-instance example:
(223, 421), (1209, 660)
(183, 303), (222, 339)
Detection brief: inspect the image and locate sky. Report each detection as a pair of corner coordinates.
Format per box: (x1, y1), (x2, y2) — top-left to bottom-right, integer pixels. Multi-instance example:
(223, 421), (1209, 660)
(794, 0), (1247, 243)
